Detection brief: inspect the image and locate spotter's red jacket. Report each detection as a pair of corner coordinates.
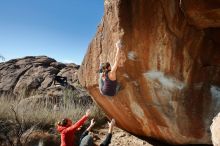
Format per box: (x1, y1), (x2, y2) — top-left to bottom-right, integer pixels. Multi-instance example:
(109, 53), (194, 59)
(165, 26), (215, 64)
(57, 115), (88, 146)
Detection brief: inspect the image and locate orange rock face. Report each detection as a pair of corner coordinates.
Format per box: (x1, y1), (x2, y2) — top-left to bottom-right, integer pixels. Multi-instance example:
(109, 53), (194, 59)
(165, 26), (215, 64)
(78, 0), (220, 144)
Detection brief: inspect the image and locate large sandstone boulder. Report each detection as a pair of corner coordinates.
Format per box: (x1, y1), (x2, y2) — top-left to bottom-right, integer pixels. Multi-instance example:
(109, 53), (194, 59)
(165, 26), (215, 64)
(0, 56), (91, 104)
(78, 0), (220, 145)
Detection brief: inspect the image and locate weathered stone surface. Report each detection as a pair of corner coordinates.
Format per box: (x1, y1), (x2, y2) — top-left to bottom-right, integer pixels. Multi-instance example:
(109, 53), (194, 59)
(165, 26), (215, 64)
(78, 0), (220, 144)
(181, 0), (220, 28)
(0, 56), (91, 104)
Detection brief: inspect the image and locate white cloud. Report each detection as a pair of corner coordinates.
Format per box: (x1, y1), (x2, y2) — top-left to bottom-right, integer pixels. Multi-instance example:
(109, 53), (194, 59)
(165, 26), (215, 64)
(62, 59), (73, 63)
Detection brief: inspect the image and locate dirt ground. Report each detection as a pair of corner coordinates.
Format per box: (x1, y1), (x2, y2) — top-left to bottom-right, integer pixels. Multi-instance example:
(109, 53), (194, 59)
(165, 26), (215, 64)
(90, 126), (213, 146)
(92, 126), (152, 146)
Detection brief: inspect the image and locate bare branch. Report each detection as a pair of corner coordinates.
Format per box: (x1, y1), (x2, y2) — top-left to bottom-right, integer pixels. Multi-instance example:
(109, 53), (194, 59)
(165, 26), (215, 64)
(10, 105), (23, 146)
(22, 123), (40, 144)
(0, 55), (5, 61)
(10, 105), (24, 134)
(5, 132), (15, 146)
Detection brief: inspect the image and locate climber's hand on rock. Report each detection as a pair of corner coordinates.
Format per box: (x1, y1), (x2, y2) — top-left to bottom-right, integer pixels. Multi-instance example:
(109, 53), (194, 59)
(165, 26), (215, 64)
(116, 40), (123, 49)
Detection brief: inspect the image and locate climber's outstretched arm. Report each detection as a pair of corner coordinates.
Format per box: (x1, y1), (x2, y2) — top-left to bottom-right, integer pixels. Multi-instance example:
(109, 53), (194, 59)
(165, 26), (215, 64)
(109, 40), (122, 79)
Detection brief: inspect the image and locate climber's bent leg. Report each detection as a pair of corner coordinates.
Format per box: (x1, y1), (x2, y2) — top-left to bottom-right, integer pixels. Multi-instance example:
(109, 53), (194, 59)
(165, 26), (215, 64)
(99, 73), (104, 94)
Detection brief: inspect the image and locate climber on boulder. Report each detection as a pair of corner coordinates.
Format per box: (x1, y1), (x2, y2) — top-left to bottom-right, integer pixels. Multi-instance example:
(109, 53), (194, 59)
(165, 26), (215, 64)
(99, 40), (123, 97)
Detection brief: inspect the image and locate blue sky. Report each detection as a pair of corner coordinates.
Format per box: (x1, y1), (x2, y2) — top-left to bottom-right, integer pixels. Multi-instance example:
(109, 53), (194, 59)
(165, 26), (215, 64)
(0, 0), (104, 64)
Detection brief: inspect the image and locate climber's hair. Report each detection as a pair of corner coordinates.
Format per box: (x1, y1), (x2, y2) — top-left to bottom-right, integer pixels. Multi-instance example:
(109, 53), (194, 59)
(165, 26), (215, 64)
(99, 62), (111, 73)
(57, 118), (68, 126)
(102, 62), (110, 72)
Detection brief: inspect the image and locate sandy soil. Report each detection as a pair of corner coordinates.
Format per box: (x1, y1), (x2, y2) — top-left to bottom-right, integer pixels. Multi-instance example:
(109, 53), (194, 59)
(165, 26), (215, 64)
(92, 126), (152, 146)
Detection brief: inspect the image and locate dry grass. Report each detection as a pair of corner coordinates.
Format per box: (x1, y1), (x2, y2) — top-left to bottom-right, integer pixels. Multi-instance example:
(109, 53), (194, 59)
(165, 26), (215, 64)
(0, 97), (105, 127)
(0, 90), (106, 146)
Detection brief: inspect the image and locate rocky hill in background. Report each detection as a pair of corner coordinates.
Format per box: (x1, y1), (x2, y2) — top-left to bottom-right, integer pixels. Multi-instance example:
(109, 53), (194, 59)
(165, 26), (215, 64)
(0, 56), (91, 104)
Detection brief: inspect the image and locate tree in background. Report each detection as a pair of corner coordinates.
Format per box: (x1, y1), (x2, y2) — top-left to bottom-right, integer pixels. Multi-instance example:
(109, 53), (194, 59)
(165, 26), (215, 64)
(0, 54), (5, 61)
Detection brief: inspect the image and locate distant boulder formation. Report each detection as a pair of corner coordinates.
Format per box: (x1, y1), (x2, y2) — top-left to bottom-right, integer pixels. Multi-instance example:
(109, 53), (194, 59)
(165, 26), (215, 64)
(78, 0), (220, 145)
(0, 56), (91, 104)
